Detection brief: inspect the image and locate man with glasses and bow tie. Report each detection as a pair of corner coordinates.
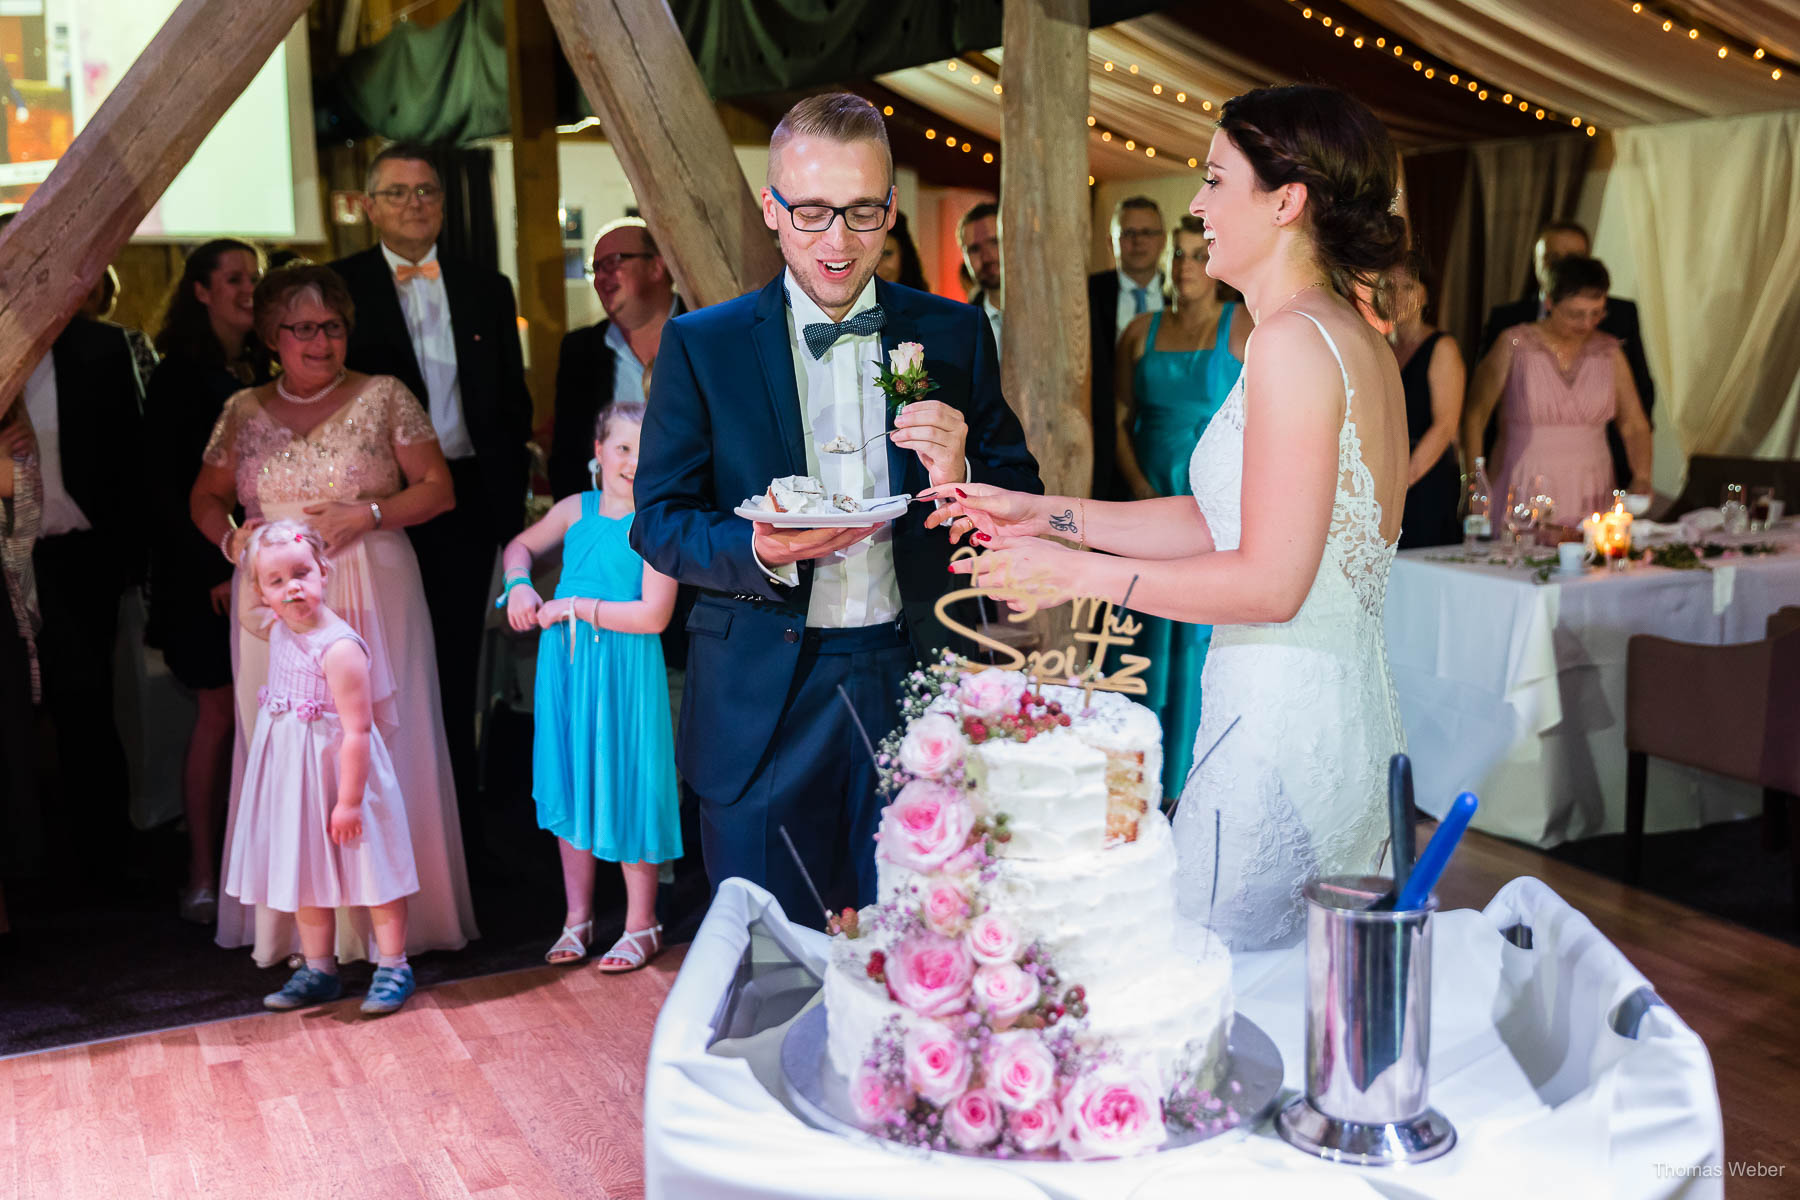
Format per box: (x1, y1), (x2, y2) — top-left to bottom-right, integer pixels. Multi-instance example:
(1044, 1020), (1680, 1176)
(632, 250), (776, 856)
(631, 94), (1040, 929)
(333, 143), (532, 834)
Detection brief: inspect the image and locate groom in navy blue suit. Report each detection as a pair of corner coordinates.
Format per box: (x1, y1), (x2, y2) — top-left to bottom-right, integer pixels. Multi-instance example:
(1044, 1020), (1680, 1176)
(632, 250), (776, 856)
(631, 94), (1040, 928)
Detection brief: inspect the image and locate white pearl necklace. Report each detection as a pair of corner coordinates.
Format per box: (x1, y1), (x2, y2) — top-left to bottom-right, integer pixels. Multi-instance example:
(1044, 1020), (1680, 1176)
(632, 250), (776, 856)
(275, 370), (346, 406)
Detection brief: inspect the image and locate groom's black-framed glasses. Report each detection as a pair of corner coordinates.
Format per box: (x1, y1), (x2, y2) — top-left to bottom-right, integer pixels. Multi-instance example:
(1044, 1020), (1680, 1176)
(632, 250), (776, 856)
(769, 185), (894, 233)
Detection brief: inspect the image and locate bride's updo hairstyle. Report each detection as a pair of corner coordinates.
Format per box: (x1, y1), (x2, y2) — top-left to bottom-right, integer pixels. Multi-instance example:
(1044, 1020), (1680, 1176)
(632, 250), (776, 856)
(1217, 85), (1407, 316)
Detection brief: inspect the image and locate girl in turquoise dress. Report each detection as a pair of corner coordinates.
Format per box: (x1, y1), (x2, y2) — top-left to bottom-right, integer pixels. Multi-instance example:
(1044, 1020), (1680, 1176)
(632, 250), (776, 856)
(1114, 217), (1250, 800)
(498, 400), (680, 972)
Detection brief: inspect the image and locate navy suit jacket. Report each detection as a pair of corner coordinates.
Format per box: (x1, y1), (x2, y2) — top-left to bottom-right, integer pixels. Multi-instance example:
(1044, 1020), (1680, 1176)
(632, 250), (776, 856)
(630, 275), (1042, 802)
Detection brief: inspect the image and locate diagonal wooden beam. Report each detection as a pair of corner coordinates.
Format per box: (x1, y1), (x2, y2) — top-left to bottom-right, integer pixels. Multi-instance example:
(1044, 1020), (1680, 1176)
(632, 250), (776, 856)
(543, 0), (782, 308)
(1001, 0), (1091, 501)
(0, 0), (313, 415)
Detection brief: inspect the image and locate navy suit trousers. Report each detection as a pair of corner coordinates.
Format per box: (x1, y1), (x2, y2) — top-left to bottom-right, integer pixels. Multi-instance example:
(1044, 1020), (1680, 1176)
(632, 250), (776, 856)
(695, 620), (912, 931)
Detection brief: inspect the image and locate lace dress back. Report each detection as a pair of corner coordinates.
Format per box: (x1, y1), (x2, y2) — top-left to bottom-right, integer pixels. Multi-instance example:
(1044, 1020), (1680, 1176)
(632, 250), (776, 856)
(1173, 312), (1405, 950)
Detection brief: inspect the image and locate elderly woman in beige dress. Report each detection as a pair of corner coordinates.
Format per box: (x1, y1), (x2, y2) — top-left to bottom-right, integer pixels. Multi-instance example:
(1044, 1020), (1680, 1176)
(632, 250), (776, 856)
(190, 263), (476, 965)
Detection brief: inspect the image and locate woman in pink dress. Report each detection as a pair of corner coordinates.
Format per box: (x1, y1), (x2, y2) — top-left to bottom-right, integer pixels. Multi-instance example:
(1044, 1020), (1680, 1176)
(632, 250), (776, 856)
(190, 263), (477, 966)
(1463, 255), (1653, 521)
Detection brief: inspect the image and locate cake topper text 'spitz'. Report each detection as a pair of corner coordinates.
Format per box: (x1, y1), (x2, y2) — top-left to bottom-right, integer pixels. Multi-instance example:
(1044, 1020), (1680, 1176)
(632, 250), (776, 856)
(933, 546), (1150, 700)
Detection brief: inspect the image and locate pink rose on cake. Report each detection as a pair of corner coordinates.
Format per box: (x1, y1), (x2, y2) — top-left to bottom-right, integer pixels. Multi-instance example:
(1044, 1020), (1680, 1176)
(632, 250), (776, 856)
(1057, 1068), (1168, 1160)
(945, 1087), (1003, 1150)
(971, 962), (1041, 1029)
(878, 780), (974, 873)
(1006, 1097), (1062, 1153)
(850, 1066), (908, 1126)
(897, 712), (966, 779)
(921, 877), (973, 937)
(964, 912), (1022, 967)
(982, 1031), (1057, 1111)
(955, 669), (1028, 718)
(903, 1023), (972, 1104)
(885, 930), (975, 1018)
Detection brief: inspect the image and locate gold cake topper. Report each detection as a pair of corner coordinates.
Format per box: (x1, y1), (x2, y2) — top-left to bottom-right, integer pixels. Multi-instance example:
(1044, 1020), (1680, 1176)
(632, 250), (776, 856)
(933, 546), (1151, 701)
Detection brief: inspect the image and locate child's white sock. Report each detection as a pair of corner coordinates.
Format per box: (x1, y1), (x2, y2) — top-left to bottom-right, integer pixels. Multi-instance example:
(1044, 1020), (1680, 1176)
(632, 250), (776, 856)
(378, 952), (409, 970)
(306, 955), (339, 975)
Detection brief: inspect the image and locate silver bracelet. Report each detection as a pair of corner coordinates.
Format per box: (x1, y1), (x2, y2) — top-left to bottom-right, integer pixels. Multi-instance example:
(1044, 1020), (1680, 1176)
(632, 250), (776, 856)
(369, 501), (383, 530)
(219, 527), (237, 564)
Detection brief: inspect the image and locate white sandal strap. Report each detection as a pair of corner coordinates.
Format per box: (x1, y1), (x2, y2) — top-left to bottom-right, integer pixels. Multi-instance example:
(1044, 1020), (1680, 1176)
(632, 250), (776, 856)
(601, 925), (662, 966)
(546, 920), (594, 961)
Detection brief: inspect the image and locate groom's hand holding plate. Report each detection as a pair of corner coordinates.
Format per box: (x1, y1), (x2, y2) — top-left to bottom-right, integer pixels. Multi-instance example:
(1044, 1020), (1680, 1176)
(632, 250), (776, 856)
(753, 521), (884, 566)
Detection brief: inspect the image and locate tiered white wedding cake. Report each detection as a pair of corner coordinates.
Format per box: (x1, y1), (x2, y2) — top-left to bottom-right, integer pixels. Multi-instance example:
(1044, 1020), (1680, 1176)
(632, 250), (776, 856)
(820, 665), (1234, 1159)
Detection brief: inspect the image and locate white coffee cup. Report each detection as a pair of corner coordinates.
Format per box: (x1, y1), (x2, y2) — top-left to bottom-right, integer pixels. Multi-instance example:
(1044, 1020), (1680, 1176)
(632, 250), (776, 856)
(1557, 542), (1587, 573)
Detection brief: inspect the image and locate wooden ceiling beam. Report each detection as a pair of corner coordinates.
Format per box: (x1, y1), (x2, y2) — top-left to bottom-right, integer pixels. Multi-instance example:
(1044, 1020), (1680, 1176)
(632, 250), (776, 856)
(0, 0), (313, 414)
(542, 0), (782, 307)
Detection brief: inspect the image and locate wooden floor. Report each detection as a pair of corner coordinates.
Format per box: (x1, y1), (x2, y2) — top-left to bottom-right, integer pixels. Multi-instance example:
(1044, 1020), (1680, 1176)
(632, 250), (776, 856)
(3, 832), (1796, 1199)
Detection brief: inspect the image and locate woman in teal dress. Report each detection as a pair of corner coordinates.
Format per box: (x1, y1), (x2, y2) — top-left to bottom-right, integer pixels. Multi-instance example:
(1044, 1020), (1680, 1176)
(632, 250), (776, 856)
(1114, 216), (1251, 801)
(498, 400), (681, 972)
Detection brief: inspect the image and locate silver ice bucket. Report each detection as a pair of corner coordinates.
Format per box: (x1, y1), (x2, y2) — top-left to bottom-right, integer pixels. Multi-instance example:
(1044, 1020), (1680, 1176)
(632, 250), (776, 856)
(1276, 874), (1455, 1165)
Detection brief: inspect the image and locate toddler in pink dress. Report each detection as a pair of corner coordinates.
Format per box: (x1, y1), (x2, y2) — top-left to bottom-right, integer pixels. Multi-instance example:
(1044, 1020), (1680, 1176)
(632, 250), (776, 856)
(224, 520), (419, 1016)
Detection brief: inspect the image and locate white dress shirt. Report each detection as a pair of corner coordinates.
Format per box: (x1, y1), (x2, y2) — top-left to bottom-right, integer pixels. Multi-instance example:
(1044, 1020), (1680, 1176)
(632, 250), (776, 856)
(981, 294), (1004, 361)
(1115, 268), (1164, 338)
(604, 296), (679, 411)
(22, 355), (92, 537)
(760, 272), (900, 628)
(381, 242), (475, 460)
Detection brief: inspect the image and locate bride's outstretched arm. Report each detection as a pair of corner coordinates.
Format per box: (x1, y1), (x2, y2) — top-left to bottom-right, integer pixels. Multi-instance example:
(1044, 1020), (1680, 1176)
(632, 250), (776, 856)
(948, 314), (1343, 627)
(923, 490), (1215, 560)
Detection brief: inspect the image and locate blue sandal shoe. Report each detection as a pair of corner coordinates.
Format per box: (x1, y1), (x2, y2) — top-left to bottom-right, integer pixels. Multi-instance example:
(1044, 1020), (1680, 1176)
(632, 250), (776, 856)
(360, 965), (416, 1016)
(263, 966), (343, 1011)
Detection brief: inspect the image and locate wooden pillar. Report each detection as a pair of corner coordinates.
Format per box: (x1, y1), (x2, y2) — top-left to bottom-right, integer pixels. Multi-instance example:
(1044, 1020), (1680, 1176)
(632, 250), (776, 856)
(506, 0), (566, 428)
(542, 0), (782, 307)
(0, 0), (312, 413)
(999, 0), (1091, 503)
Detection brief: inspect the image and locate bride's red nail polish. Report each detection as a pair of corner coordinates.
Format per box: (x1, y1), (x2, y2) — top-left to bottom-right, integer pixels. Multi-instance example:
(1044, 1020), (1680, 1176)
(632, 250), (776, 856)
(975, 532), (991, 542)
(955, 489), (968, 498)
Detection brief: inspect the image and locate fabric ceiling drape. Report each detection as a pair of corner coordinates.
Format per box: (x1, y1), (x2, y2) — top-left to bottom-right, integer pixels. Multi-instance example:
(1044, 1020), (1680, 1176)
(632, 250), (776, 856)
(1400, 133), (1591, 360)
(1592, 108), (1800, 487)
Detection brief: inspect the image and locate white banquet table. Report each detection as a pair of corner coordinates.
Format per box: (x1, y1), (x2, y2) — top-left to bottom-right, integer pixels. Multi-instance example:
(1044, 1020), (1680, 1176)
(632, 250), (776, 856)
(643, 879), (1722, 1200)
(1384, 524), (1800, 846)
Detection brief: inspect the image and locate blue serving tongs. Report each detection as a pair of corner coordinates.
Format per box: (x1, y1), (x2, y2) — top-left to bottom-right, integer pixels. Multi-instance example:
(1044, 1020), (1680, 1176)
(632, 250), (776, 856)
(1392, 791), (1479, 912)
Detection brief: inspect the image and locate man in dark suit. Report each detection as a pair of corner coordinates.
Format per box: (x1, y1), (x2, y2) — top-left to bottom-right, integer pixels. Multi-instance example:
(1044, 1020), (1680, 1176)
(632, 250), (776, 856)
(333, 142), (532, 823)
(549, 218), (683, 501)
(21, 313), (145, 873)
(631, 94), (1041, 929)
(1087, 196), (1166, 501)
(1477, 219), (1654, 489)
(958, 201), (1004, 358)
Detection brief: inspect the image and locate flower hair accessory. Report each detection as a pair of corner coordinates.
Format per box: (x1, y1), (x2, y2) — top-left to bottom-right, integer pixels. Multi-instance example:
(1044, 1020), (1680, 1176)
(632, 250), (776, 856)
(873, 341), (938, 418)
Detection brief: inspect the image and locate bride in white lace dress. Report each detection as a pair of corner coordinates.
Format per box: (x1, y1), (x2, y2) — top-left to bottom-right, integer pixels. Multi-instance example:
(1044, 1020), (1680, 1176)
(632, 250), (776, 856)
(927, 84), (1411, 949)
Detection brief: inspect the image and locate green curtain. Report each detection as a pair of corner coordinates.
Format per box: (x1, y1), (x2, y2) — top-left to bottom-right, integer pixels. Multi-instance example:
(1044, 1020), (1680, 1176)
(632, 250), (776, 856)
(322, 0), (511, 144)
(321, 0), (1160, 145)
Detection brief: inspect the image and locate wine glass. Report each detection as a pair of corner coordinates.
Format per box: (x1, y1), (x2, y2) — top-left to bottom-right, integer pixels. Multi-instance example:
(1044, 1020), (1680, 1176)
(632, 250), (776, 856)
(1749, 486), (1778, 530)
(1528, 476), (1555, 544)
(1504, 486), (1538, 559)
(1720, 482), (1749, 535)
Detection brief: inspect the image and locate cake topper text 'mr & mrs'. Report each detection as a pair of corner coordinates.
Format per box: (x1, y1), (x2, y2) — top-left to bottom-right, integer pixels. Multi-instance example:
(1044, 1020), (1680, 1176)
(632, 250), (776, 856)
(933, 546), (1151, 698)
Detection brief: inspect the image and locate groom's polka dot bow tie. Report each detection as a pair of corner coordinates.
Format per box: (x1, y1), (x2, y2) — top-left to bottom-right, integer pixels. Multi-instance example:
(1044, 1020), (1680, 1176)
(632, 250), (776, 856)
(803, 305), (886, 360)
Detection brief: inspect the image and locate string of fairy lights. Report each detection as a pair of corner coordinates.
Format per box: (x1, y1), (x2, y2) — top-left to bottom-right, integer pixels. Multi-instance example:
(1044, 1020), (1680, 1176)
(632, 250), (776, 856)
(1277, 1), (1597, 134)
(881, 0), (1791, 182)
(1610, 1), (1790, 83)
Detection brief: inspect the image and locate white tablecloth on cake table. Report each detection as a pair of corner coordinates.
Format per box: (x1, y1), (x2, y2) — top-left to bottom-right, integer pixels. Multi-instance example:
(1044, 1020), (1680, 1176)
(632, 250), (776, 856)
(1384, 524), (1800, 847)
(643, 878), (1722, 1200)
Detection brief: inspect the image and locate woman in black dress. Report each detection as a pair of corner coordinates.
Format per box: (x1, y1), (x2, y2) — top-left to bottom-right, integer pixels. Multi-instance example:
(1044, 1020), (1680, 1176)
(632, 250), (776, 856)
(145, 239), (268, 923)
(1382, 251), (1465, 548)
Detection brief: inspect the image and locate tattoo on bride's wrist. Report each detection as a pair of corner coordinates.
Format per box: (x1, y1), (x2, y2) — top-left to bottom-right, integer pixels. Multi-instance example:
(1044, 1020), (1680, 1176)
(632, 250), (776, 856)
(1048, 508), (1077, 535)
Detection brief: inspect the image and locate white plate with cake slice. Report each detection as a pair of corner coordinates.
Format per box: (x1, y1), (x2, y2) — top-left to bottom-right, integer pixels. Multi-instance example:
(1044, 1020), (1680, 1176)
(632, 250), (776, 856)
(735, 474), (911, 527)
(733, 496), (911, 527)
